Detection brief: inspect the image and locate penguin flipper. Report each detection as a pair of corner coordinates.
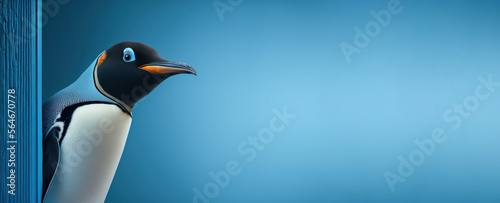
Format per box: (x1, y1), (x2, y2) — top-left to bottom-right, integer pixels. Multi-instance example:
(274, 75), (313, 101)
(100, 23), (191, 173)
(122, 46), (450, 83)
(42, 125), (62, 202)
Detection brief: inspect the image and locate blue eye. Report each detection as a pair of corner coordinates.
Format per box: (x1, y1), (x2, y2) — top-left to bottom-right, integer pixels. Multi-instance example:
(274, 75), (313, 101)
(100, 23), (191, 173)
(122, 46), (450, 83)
(123, 47), (136, 62)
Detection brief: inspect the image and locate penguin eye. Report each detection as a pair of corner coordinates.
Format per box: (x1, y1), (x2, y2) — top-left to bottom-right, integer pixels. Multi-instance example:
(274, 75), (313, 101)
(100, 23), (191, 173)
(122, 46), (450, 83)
(123, 47), (136, 62)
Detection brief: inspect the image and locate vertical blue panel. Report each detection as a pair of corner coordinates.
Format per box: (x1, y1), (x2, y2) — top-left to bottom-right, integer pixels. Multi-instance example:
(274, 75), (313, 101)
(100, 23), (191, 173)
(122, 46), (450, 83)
(0, 0), (41, 202)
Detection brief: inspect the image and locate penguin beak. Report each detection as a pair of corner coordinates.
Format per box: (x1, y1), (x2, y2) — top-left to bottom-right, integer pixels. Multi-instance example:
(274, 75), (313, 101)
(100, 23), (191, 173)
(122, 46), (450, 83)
(139, 61), (197, 76)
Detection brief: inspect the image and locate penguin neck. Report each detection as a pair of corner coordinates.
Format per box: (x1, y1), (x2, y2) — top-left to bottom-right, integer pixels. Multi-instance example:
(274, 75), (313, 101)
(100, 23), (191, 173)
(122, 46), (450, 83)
(92, 62), (134, 114)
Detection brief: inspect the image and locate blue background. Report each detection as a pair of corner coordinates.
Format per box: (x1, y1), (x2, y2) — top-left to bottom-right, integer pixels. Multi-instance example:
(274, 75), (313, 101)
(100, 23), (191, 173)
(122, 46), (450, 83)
(43, 0), (500, 202)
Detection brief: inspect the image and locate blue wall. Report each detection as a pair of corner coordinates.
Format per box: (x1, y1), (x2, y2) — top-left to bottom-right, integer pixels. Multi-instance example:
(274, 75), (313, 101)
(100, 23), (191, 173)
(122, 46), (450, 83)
(43, 0), (500, 202)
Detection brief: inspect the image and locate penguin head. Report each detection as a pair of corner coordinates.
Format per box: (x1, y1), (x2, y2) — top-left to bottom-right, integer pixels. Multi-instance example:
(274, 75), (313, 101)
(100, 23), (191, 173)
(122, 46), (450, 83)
(93, 41), (196, 112)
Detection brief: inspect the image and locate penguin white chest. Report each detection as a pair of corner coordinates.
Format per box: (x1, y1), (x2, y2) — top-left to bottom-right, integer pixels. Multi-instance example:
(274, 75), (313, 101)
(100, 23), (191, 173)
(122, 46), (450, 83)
(45, 103), (132, 203)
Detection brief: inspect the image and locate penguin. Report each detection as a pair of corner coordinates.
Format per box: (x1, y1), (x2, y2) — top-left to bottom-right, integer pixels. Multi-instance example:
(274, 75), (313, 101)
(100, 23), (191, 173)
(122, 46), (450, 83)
(42, 41), (196, 202)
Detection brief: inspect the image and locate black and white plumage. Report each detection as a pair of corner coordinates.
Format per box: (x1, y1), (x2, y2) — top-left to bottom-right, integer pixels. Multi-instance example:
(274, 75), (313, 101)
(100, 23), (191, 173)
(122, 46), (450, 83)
(42, 41), (196, 202)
